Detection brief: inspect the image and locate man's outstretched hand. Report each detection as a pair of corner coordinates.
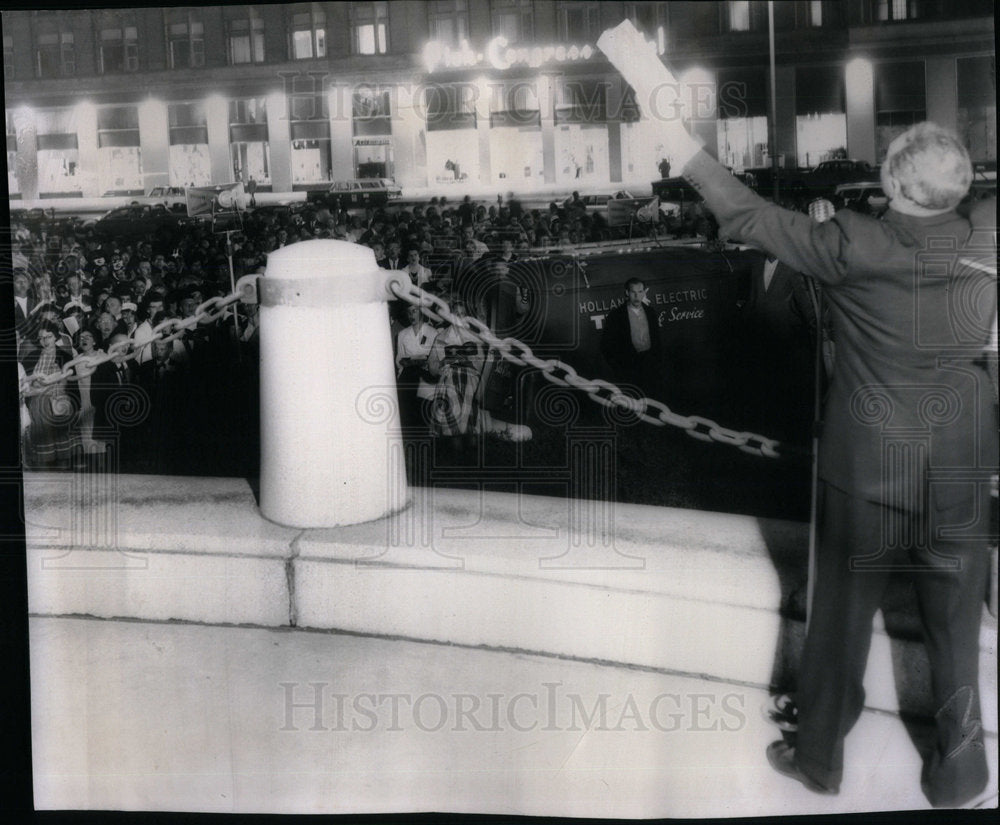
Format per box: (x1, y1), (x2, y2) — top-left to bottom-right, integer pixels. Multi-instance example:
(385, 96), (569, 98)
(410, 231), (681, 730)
(597, 20), (702, 169)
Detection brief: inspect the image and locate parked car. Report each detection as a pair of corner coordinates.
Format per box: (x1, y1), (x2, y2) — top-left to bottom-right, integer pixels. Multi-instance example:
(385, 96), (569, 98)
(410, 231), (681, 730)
(833, 181), (888, 216)
(93, 203), (194, 239)
(790, 159), (878, 203)
(306, 178), (402, 208)
(140, 185), (188, 212)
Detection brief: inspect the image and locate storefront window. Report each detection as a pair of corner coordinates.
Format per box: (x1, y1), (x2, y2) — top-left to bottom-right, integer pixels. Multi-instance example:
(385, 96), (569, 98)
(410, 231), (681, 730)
(555, 124), (608, 184)
(352, 88), (392, 179)
(489, 80), (541, 184)
(97, 105), (142, 194)
(795, 65), (847, 167)
(428, 0), (469, 45)
(351, 2), (389, 55)
(875, 61), (925, 160)
(554, 78), (607, 124)
(168, 103), (211, 187)
(718, 116), (769, 171)
(290, 92), (331, 183)
(229, 97), (270, 184)
(231, 141), (270, 184)
(36, 108), (81, 195)
(957, 56), (996, 161)
(424, 83), (477, 131)
(6, 110), (18, 195)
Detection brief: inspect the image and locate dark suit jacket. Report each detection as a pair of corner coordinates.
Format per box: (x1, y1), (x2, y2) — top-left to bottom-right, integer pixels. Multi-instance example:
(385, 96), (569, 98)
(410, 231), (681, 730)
(684, 151), (998, 511)
(741, 254), (816, 344)
(91, 359), (140, 433)
(600, 302), (662, 374)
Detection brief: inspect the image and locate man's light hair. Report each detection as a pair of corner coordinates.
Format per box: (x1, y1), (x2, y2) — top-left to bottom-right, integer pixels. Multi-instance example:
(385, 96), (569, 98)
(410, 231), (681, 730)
(884, 122), (972, 211)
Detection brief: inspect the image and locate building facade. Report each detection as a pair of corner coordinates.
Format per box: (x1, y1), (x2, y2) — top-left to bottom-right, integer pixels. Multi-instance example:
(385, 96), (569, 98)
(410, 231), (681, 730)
(2, 1), (995, 200)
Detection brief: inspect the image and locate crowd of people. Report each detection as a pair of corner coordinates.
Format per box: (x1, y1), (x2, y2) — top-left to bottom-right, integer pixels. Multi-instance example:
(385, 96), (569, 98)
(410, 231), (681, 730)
(13, 190), (582, 470)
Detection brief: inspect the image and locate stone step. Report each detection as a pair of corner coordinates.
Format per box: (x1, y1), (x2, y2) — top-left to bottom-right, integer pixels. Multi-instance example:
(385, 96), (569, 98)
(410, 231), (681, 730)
(23, 473), (997, 733)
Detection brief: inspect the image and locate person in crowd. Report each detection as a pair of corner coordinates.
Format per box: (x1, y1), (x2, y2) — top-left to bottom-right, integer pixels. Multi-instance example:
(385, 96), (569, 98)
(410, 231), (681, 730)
(458, 225), (489, 261)
(70, 327), (105, 459)
(20, 321), (79, 468)
(402, 248), (433, 287)
(13, 268), (38, 336)
(384, 240), (403, 271)
(90, 332), (141, 464)
(599, 276), (663, 400)
(91, 311), (119, 350)
(395, 304), (439, 430)
(737, 251), (818, 443)
(427, 299), (485, 453)
(601, 21), (996, 807)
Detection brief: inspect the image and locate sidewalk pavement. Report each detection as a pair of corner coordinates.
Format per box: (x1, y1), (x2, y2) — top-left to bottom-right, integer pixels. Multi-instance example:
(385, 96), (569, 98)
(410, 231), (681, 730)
(30, 615), (998, 817)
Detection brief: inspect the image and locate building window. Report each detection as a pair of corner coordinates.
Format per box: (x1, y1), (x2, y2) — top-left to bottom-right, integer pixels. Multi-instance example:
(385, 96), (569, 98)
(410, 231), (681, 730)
(555, 78), (607, 124)
(4, 35), (13, 79)
(557, 2), (600, 40)
(876, 0), (919, 21)
(291, 9), (326, 59)
(491, 0), (533, 43)
(626, 2), (667, 34)
(230, 97), (269, 126)
(875, 61), (926, 159)
(957, 56), (996, 162)
(168, 102), (211, 187)
(808, 0), (823, 26)
(228, 13), (265, 65)
(290, 93), (331, 184)
(728, 1), (751, 31)
(229, 97), (270, 184)
(97, 105), (143, 195)
(36, 108), (81, 195)
(36, 32), (75, 78)
(167, 19), (205, 68)
(351, 2), (389, 55)
(428, 0), (469, 45)
(99, 26), (139, 73)
(353, 88), (392, 135)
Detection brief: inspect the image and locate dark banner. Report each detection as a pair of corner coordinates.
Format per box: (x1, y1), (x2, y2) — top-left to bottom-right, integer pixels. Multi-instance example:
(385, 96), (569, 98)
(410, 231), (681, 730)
(503, 245), (755, 414)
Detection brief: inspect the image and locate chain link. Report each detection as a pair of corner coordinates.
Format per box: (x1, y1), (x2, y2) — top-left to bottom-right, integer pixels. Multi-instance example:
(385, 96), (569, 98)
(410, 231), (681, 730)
(390, 281), (791, 461)
(21, 272), (793, 462)
(21, 279), (254, 398)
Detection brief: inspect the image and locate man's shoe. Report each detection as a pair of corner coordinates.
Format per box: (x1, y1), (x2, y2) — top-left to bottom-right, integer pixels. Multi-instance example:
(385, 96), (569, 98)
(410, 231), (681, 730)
(762, 693), (798, 732)
(766, 741), (839, 795)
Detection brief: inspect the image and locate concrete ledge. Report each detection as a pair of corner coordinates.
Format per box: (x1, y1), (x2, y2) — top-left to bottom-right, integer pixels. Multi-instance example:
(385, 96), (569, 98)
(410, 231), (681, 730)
(24, 473), (997, 733)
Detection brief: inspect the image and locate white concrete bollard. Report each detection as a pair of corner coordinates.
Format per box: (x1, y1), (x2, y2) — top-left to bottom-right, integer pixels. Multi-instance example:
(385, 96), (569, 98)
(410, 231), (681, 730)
(259, 239), (410, 528)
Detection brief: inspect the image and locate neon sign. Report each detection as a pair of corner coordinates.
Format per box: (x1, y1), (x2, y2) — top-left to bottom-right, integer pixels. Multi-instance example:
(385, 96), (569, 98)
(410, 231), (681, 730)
(424, 36), (597, 72)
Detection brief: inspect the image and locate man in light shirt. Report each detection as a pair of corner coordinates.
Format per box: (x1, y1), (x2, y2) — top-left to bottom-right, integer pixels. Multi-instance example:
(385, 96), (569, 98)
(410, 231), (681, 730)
(395, 304), (438, 429)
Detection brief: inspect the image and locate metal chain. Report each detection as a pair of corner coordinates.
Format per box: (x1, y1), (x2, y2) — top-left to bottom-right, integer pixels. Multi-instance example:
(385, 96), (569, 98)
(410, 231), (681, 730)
(20, 275), (259, 398)
(390, 279), (798, 461)
(21, 268), (796, 462)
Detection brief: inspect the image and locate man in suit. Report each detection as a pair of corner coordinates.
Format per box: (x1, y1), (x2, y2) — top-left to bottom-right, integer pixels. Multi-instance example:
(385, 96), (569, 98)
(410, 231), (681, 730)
(738, 252), (818, 443)
(91, 333), (144, 467)
(600, 277), (663, 400)
(13, 268), (38, 336)
(601, 21), (996, 807)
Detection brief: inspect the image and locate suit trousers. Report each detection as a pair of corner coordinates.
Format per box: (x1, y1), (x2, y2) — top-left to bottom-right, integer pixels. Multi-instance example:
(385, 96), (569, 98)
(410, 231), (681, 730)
(794, 481), (991, 806)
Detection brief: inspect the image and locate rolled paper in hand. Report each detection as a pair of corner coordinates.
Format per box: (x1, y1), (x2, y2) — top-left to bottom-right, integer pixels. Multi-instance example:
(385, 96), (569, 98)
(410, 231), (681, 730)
(597, 20), (702, 169)
(808, 198), (836, 224)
